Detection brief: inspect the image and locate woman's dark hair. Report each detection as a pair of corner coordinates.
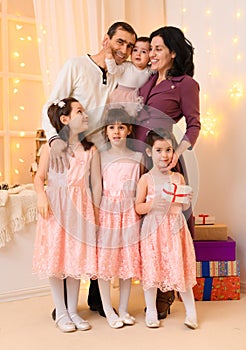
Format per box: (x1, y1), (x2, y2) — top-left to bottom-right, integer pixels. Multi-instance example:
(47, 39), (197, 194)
(107, 22), (137, 40)
(47, 97), (93, 151)
(150, 26), (194, 78)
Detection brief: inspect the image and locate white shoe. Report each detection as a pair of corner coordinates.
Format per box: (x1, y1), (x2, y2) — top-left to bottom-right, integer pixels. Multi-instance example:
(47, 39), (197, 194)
(184, 316), (198, 330)
(145, 310), (160, 328)
(120, 313), (135, 325)
(55, 313), (76, 333)
(70, 314), (91, 331)
(106, 312), (124, 329)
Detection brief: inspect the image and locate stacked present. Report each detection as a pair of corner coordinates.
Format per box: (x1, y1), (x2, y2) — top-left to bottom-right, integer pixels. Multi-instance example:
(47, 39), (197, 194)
(192, 214), (240, 301)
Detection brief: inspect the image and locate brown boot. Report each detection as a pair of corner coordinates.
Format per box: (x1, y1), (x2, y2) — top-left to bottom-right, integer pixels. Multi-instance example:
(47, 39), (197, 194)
(156, 289), (175, 320)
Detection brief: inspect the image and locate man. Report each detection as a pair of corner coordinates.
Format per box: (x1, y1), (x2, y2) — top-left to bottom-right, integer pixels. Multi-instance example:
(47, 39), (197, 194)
(41, 22), (137, 319)
(43, 21), (137, 172)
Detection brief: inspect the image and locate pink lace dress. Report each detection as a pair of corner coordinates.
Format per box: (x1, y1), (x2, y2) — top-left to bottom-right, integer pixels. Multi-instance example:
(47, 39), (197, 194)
(32, 143), (97, 280)
(97, 151), (142, 280)
(140, 171), (196, 292)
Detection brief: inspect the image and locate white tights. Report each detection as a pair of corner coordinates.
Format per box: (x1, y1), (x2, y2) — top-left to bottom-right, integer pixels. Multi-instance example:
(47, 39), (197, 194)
(179, 288), (197, 320)
(98, 278), (131, 318)
(144, 287), (197, 321)
(49, 276), (81, 322)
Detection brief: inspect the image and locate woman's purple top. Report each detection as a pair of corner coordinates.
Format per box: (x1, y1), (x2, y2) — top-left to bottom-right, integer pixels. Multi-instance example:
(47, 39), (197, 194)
(135, 73), (201, 148)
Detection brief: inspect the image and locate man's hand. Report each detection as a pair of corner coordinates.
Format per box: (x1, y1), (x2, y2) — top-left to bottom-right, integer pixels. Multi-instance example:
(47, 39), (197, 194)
(50, 138), (74, 173)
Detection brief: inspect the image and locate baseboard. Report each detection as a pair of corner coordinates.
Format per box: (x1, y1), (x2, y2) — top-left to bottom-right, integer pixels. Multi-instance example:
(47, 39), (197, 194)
(240, 280), (246, 293)
(1, 280), (245, 303)
(0, 285), (50, 302)
(0, 281), (90, 303)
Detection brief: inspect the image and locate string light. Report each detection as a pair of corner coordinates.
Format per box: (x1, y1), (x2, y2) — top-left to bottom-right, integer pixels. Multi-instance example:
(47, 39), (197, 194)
(229, 2), (243, 100)
(16, 24), (23, 30)
(200, 111), (218, 137)
(229, 83), (243, 98)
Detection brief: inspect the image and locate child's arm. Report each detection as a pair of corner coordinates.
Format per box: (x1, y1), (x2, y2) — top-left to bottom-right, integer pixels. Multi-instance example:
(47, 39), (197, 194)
(90, 146), (102, 227)
(105, 43), (126, 76)
(135, 175), (152, 215)
(34, 143), (50, 219)
(135, 174), (169, 215)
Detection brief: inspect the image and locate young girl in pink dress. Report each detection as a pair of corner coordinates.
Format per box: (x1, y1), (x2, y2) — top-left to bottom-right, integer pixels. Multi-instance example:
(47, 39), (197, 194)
(135, 129), (198, 329)
(33, 97), (101, 332)
(97, 108), (144, 328)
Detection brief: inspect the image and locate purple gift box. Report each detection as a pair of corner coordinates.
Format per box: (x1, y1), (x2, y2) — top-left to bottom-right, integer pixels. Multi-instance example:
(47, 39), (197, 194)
(193, 236), (236, 261)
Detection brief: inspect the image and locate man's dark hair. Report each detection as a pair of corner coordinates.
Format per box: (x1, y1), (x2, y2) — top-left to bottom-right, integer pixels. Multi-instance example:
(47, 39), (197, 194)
(107, 22), (137, 40)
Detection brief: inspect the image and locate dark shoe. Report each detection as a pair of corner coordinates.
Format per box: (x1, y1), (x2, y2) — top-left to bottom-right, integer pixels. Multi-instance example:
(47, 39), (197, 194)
(156, 290), (175, 320)
(89, 305), (106, 317)
(51, 308), (56, 321)
(158, 307), (171, 320)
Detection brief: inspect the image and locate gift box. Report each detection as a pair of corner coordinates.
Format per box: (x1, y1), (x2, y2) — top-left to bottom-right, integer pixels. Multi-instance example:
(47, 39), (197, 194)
(196, 260), (240, 277)
(193, 236), (236, 261)
(193, 276), (240, 301)
(193, 224), (228, 241)
(195, 214), (215, 225)
(162, 183), (192, 204)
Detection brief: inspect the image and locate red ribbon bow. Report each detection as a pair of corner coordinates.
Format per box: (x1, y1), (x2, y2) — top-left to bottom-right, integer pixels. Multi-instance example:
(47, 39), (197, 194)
(162, 183), (188, 202)
(198, 214), (209, 224)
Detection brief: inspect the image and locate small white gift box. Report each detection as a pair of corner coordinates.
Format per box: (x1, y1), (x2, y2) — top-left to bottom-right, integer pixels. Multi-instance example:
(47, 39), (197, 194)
(162, 183), (192, 204)
(195, 214), (216, 225)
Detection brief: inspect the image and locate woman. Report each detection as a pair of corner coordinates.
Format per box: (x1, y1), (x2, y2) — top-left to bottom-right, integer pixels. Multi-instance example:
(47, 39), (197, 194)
(134, 26), (201, 320)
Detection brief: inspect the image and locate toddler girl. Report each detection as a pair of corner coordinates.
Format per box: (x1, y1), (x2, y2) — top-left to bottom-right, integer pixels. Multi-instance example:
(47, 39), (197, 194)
(105, 37), (152, 116)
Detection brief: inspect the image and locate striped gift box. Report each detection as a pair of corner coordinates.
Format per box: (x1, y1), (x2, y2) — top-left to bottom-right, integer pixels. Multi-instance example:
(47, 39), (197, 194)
(196, 260), (240, 277)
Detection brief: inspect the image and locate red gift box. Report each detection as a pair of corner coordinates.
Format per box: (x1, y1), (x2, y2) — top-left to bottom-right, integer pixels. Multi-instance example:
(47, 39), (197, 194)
(193, 276), (240, 301)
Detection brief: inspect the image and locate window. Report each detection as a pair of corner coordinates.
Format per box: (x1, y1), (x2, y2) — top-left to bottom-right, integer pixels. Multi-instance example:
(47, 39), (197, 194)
(0, 0), (45, 184)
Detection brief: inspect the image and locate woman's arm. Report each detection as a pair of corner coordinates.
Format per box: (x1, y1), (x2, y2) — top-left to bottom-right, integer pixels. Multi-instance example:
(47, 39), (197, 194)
(179, 173), (192, 211)
(34, 143), (50, 219)
(180, 77), (201, 148)
(90, 146), (102, 226)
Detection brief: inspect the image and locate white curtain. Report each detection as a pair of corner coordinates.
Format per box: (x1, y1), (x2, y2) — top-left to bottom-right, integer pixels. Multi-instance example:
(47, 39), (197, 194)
(33, 0), (166, 97)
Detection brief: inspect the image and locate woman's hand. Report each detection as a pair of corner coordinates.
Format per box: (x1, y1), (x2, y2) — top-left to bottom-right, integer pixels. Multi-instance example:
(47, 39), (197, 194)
(165, 151), (179, 171)
(50, 139), (74, 173)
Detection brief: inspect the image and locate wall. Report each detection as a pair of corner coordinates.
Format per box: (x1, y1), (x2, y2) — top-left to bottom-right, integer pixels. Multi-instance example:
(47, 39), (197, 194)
(166, 0), (246, 291)
(0, 222), (49, 301)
